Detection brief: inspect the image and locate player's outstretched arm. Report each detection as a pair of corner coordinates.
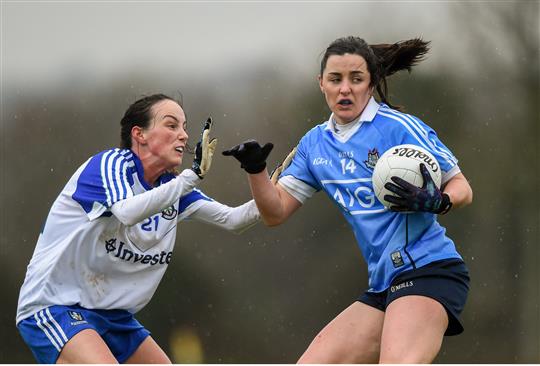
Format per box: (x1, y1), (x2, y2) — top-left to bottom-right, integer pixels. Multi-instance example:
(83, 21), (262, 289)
(111, 169), (200, 226)
(223, 140), (301, 226)
(186, 199), (260, 234)
(248, 170), (301, 226)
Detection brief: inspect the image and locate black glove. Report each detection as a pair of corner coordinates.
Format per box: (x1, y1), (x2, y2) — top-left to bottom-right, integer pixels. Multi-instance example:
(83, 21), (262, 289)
(222, 140), (274, 174)
(384, 163), (452, 214)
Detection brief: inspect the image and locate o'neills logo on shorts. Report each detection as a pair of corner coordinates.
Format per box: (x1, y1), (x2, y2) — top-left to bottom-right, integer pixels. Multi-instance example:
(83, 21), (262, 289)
(105, 238), (172, 265)
(390, 280), (414, 293)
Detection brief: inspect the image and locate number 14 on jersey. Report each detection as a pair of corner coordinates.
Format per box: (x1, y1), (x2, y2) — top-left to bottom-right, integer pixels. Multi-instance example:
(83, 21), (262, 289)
(341, 159), (357, 175)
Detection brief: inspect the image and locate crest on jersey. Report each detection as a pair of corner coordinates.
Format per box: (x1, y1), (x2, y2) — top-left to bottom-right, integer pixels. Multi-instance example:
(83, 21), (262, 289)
(390, 250), (404, 268)
(161, 206), (178, 220)
(68, 311), (84, 321)
(364, 148), (379, 169)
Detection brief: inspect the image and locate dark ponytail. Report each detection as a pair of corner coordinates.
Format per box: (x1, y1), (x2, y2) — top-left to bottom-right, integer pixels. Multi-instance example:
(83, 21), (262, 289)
(371, 38), (430, 110)
(320, 37), (430, 111)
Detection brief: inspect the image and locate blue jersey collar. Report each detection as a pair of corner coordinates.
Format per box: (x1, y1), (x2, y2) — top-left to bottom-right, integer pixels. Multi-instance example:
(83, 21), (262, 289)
(129, 150), (154, 191)
(129, 150), (177, 190)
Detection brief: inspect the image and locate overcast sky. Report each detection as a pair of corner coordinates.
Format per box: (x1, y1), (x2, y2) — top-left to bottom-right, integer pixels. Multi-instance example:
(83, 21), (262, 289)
(2, 1), (469, 89)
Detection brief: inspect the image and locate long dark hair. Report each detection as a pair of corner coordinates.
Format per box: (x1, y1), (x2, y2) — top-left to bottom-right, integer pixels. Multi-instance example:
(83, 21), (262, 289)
(320, 36), (430, 110)
(120, 93), (181, 149)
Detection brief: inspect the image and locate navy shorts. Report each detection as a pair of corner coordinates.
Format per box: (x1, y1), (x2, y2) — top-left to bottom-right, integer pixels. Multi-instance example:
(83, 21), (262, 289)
(358, 259), (470, 336)
(17, 304), (150, 364)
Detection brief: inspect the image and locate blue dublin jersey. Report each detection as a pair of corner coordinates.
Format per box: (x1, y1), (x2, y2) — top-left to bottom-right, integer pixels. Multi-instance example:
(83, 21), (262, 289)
(280, 98), (463, 292)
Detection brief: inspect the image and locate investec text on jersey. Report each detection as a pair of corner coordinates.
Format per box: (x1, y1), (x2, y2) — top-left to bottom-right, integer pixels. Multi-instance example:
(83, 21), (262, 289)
(105, 238), (173, 265)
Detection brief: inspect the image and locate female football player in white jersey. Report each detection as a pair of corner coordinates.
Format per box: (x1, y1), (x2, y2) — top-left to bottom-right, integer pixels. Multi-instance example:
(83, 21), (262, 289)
(16, 94), (262, 363)
(224, 37), (473, 363)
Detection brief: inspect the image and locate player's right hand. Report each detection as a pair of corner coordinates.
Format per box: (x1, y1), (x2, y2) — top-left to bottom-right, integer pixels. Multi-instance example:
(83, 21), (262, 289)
(384, 163), (452, 214)
(192, 117), (217, 179)
(222, 140), (274, 174)
(270, 146), (297, 184)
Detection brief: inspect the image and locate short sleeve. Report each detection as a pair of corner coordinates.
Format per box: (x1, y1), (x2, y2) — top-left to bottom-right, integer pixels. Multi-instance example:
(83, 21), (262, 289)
(280, 134), (321, 191)
(404, 115), (458, 172)
(386, 111), (459, 174)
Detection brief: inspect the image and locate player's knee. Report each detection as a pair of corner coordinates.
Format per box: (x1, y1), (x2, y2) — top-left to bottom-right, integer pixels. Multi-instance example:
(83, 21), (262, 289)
(353, 332), (381, 363)
(379, 342), (441, 364)
(298, 332), (379, 364)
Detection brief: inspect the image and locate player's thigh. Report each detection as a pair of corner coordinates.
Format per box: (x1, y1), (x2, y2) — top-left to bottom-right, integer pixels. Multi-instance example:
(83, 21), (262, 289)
(57, 328), (117, 364)
(379, 295), (448, 364)
(125, 336), (171, 364)
(298, 301), (384, 364)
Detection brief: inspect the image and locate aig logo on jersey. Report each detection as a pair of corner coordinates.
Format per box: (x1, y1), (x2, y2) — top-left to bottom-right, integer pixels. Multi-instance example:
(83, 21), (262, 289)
(321, 178), (384, 215)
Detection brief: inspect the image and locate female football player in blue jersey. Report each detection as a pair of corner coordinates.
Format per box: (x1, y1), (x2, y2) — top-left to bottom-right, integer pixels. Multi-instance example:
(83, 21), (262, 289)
(16, 94), (262, 363)
(223, 37), (473, 363)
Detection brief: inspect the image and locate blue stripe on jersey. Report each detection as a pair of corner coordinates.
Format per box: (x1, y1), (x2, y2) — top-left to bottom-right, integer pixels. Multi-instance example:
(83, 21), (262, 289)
(131, 151), (152, 191)
(73, 149), (135, 215)
(378, 106), (458, 171)
(157, 172), (177, 185)
(113, 150), (131, 202)
(102, 149), (131, 205)
(100, 150), (112, 206)
(179, 189), (213, 214)
(107, 152), (122, 204)
(407, 114), (457, 165)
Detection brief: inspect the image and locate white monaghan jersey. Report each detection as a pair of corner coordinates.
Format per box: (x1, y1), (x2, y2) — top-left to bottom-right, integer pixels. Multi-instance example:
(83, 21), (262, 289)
(17, 149), (259, 324)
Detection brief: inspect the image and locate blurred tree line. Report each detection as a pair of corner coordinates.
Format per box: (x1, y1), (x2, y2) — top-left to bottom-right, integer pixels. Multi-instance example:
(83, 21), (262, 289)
(1, 1), (538, 363)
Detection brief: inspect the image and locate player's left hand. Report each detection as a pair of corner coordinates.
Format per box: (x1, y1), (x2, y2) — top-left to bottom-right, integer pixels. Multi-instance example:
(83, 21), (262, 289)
(222, 140), (274, 174)
(383, 163), (452, 214)
(192, 117), (217, 179)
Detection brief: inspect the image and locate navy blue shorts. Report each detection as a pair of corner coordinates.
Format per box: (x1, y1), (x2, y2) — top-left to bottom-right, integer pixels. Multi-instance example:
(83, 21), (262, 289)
(17, 304), (150, 364)
(358, 259), (470, 336)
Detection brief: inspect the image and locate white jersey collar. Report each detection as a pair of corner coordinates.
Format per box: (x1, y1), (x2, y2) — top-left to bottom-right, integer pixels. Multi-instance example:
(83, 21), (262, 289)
(324, 97), (380, 142)
(359, 96), (380, 122)
(324, 96), (379, 130)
